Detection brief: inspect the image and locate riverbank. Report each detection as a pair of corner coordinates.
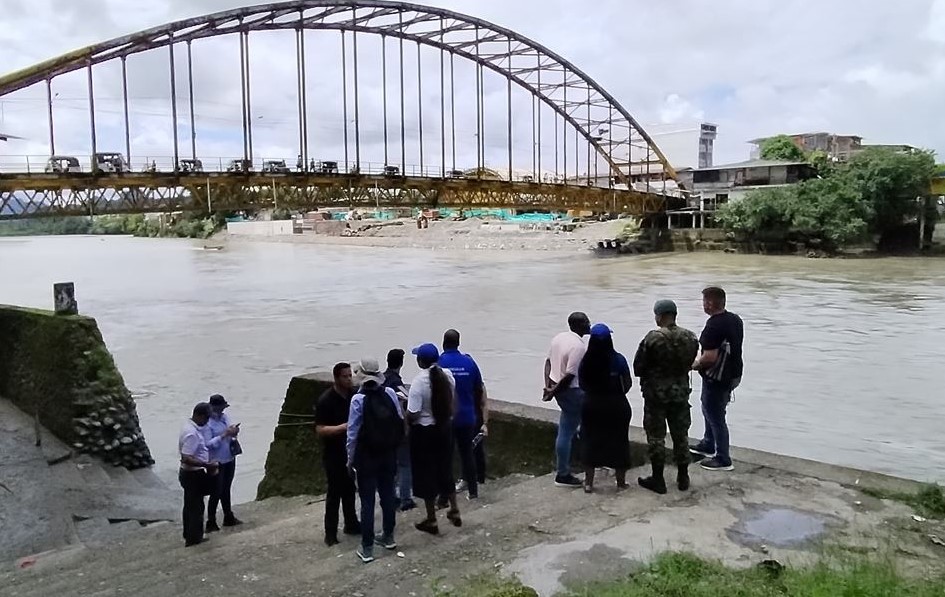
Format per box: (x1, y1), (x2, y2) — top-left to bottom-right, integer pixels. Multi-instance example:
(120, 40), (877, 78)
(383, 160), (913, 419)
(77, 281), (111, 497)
(222, 217), (632, 252)
(220, 216), (945, 256)
(4, 445), (943, 596)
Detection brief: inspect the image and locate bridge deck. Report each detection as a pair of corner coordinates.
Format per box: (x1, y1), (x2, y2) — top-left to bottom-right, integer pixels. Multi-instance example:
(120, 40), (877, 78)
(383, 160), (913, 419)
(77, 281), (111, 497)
(0, 172), (672, 219)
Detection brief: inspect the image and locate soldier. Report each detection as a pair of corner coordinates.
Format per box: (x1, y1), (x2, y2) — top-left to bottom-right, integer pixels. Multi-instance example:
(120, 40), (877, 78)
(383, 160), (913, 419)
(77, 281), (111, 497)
(633, 299), (700, 494)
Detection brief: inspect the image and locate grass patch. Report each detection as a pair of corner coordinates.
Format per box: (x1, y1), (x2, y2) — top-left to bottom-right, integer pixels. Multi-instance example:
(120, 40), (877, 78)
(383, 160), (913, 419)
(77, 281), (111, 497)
(860, 484), (945, 519)
(432, 574), (537, 597)
(568, 552), (945, 597)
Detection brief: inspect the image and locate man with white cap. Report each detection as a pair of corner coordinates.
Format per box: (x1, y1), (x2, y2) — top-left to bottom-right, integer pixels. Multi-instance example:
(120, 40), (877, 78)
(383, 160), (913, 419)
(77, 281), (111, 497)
(346, 357), (405, 563)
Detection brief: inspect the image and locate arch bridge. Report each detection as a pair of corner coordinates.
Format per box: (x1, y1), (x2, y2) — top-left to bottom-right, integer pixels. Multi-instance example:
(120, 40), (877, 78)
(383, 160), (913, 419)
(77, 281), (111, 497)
(0, 1), (680, 219)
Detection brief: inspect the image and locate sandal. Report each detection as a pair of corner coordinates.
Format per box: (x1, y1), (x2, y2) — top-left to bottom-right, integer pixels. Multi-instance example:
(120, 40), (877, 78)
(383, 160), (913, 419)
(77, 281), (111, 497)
(446, 509), (463, 528)
(414, 519), (440, 535)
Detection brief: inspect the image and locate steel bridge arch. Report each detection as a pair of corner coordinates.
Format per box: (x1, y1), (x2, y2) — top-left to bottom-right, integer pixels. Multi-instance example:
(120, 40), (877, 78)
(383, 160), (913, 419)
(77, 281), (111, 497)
(0, 0), (677, 185)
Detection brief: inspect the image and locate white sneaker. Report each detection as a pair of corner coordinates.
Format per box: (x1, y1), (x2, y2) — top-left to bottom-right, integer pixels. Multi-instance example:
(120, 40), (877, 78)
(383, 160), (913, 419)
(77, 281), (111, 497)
(455, 479), (468, 493)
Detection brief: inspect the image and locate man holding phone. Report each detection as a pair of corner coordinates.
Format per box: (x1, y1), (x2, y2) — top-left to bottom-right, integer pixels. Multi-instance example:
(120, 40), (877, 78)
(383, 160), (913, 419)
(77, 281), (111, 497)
(315, 362), (361, 546)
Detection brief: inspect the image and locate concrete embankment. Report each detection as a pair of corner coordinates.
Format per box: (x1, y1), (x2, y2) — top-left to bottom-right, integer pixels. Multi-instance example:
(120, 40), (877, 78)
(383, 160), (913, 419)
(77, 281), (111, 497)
(0, 305), (173, 563)
(0, 305), (153, 468)
(4, 435), (941, 596)
(3, 368), (944, 596)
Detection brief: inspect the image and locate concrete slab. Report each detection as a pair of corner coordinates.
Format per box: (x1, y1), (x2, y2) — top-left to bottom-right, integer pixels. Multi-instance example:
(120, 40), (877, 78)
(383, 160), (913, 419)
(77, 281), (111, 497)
(0, 459), (941, 597)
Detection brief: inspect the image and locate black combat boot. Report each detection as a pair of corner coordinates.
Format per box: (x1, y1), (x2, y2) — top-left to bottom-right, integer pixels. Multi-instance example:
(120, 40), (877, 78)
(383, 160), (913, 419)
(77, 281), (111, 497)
(638, 464), (667, 495)
(677, 464), (690, 491)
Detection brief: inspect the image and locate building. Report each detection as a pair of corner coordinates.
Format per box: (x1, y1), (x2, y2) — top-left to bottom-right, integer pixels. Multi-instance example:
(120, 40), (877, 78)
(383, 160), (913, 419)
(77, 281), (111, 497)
(749, 132), (862, 162)
(933, 168), (945, 197)
(668, 158), (817, 228)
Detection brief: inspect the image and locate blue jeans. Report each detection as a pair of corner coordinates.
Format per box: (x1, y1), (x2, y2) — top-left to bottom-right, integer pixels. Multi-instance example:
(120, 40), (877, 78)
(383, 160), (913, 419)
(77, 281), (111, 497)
(396, 440), (412, 503)
(555, 387), (584, 477)
(700, 381), (732, 465)
(354, 452), (397, 550)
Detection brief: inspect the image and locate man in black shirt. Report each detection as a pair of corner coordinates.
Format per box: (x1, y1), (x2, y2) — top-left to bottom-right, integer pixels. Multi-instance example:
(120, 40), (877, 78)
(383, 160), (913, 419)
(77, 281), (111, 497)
(315, 362), (360, 546)
(691, 286), (744, 472)
(384, 348), (416, 511)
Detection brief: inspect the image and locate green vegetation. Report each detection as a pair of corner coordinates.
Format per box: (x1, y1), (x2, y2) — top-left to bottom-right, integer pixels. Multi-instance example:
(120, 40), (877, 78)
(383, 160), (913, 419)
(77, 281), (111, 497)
(860, 484), (945, 520)
(433, 575), (537, 597)
(717, 147), (938, 249)
(0, 213), (223, 239)
(570, 552), (945, 597)
(759, 135), (807, 162)
(442, 552), (945, 597)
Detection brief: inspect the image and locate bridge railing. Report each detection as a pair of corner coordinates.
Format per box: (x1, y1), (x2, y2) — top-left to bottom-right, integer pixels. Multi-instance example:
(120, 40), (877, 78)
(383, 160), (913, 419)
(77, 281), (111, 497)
(0, 155), (568, 182)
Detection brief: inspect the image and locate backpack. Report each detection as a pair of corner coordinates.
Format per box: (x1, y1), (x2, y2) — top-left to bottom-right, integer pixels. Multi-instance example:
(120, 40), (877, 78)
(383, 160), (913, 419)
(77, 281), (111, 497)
(358, 385), (404, 456)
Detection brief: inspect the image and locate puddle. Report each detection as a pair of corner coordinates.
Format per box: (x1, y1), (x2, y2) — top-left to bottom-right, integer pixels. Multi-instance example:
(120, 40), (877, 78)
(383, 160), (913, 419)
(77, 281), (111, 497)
(728, 505), (829, 548)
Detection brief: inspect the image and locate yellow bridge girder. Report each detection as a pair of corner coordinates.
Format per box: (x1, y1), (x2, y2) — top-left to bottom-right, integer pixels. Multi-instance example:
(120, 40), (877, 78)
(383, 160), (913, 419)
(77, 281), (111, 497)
(0, 172), (671, 219)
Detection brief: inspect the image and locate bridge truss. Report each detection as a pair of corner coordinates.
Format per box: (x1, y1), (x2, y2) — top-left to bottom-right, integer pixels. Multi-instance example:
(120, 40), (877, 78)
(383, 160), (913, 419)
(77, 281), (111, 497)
(0, 173), (667, 220)
(0, 1), (680, 218)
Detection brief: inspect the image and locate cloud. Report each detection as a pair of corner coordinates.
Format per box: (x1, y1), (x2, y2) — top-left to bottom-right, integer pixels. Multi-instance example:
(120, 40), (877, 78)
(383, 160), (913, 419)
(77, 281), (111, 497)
(1, 0), (943, 175)
(658, 94), (705, 125)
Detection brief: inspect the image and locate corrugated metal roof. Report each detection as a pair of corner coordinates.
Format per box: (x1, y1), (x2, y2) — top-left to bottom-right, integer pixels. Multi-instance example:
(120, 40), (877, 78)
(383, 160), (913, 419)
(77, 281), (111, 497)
(692, 158), (810, 171)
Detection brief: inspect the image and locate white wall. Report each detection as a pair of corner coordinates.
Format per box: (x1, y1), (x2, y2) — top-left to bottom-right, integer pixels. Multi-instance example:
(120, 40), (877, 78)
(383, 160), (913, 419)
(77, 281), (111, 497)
(226, 220), (295, 236)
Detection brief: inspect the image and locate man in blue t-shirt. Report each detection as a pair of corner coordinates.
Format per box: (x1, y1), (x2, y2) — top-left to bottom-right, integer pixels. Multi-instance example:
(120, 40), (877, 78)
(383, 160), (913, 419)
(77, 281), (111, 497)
(439, 329), (488, 499)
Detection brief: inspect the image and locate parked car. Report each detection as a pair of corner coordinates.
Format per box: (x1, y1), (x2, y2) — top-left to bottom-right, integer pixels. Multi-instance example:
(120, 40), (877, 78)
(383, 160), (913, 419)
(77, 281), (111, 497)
(45, 156), (81, 174)
(93, 152), (129, 173)
(226, 159), (253, 173)
(317, 160), (339, 175)
(179, 158), (203, 173)
(448, 169), (466, 179)
(262, 159), (290, 174)
(384, 165), (401, 177)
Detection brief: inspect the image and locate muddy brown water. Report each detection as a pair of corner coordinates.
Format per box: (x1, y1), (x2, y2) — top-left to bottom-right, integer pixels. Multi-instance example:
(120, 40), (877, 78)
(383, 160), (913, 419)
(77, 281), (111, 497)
(2, 235), (944, 502)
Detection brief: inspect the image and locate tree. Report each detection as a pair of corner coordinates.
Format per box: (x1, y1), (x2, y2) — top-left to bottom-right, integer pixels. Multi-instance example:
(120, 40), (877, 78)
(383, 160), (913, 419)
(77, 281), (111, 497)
(716, 147), (937, 249)
(842, 147), (936, 236)
(758, 135), (807, 162)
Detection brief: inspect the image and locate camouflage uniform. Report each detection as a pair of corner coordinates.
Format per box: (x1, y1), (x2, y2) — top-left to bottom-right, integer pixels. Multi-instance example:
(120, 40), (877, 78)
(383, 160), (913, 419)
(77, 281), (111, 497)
(632, 324), (700, 469)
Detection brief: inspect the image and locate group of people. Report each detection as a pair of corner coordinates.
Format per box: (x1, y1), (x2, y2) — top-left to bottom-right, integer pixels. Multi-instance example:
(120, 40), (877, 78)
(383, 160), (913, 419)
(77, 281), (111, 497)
(545, 285), (744, 495)
(177, 395), (243, 547)
(174, 286), (743, 556)
(315, 330), (487, 563)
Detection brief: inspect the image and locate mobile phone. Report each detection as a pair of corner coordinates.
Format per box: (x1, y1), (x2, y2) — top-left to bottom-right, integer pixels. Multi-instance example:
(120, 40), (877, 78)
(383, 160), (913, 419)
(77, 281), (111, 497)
(471, 432), (485, 448)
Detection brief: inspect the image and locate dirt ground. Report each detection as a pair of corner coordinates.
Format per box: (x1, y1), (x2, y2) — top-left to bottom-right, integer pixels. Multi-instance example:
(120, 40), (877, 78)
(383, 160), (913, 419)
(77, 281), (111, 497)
(4, 449), (942, 597)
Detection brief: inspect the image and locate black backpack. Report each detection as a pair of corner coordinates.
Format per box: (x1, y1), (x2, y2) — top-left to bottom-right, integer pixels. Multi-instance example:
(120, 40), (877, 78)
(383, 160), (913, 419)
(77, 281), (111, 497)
(358, 385), (404, 456)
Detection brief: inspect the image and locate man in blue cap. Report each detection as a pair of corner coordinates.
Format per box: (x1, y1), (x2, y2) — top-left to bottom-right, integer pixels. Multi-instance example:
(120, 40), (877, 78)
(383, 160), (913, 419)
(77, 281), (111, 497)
(633, 299), (700, 494)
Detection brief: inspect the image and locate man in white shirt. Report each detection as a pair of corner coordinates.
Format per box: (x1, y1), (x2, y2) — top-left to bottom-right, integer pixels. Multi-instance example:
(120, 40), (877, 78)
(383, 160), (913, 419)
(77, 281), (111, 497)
(543, 312), (590, 488)
(179, 402), (232, 547)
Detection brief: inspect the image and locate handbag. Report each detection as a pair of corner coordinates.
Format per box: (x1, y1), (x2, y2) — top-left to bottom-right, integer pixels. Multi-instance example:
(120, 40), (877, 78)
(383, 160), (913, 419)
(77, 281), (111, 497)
(230, 438), (243, 457)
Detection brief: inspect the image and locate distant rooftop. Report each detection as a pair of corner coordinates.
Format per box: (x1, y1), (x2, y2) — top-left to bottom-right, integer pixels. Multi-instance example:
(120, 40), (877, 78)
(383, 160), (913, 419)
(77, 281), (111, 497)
(748, 132), (863, 144)
(691, 158), (810, 172)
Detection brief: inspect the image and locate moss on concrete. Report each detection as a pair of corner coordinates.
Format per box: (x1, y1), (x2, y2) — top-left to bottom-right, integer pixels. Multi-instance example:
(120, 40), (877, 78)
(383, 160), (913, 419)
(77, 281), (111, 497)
(0, 304), (153, 469)
(256, 373), (332, 500)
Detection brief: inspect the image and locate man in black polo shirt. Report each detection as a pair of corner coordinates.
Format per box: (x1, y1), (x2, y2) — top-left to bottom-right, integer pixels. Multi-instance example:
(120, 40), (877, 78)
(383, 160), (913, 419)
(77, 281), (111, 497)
(315, 362), (361, 546)
(692, 286), (744, 472)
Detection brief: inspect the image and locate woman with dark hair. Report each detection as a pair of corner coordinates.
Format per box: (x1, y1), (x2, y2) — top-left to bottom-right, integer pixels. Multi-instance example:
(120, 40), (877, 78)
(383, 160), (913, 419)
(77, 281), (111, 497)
(578, 323), (633, 493)
(406, 343), (462, 534)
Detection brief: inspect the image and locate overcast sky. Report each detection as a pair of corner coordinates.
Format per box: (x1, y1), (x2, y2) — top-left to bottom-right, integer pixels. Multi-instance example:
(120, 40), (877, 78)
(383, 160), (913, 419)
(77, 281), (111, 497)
(1, 0), (943, 173)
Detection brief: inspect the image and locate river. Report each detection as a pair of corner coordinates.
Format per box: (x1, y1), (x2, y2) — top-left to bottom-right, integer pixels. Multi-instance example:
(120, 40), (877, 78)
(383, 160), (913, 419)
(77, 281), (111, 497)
(2, 235), (944, 502)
